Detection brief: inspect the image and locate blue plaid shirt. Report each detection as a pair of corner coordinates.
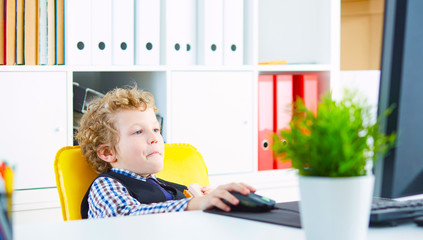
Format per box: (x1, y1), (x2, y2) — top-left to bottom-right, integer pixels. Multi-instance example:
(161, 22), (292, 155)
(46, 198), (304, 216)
(87, 168), (190, 219)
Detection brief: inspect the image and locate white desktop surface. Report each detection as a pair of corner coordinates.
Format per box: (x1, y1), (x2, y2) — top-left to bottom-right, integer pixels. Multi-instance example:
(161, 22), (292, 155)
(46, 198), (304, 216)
(15, 210), (423, 240)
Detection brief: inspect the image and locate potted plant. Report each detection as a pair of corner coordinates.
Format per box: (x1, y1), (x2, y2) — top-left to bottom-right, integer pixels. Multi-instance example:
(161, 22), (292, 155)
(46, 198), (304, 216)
(272, 91), (395, 240)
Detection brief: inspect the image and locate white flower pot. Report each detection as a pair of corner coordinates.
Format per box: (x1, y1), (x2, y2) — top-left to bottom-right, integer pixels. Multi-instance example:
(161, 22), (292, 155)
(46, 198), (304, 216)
(299, 175), (374, 240)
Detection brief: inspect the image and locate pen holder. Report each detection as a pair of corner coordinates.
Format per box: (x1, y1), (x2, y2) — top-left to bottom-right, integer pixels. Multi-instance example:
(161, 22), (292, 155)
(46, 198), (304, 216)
(0, 187), (13, 240)
(0, 163), (14, 240)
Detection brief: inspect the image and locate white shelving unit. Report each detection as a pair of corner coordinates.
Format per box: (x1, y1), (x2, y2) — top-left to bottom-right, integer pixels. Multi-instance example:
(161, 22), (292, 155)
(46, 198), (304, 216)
(0, 0), (340, 223)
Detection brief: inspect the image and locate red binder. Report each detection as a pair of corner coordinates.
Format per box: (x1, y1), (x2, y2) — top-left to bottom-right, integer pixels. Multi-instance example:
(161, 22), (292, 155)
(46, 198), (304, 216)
(258, 75), (274, 171)
(0, 0), (4, 65)
(274, 75), (293, 169)
(293, 74), (318, 114)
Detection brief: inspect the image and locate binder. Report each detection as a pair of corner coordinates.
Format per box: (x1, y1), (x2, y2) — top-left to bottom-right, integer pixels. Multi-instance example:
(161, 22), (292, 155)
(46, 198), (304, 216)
(56, 0), (64, 65)
(91, 0), (112, 65)
(0, 0), (4, 65)
(293, 74), (319, 114)
(39, 0), (48, 65)
(47, 0), (56, 65)
(258, 75), (274, 171)
(161, 0), (197, 65)
(135, 0), (160, 65)
(66, 0), (92, 65)
(112, 0), (134, 65)
(223, 0), (243, 65)
(16, 0), (24, 65)
(197, 0), (223, 65)
(24, 0), (39, 65)
(5, 0), (16, 65)
(274, 74), (293, 169)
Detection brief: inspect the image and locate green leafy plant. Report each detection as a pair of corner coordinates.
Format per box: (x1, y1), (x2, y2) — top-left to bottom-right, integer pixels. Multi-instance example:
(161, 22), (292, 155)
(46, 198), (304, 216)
(272, 91), (396, 177)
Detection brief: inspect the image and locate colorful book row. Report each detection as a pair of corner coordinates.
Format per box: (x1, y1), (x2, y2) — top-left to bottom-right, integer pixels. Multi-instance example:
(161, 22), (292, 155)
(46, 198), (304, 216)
(0, 0), (64, 65)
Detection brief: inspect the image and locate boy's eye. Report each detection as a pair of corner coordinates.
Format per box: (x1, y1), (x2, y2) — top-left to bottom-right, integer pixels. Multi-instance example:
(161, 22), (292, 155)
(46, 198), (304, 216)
(154, 128), (160, 133)
(135, 130), (143, 135)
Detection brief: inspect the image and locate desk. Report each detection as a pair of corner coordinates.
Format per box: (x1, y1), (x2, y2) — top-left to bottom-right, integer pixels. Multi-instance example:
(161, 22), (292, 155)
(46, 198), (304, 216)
(15, 210), (423, 240)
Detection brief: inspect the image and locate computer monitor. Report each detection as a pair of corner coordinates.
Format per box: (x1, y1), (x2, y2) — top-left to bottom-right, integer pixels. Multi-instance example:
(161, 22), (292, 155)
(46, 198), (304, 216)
(374, 0), (423, 199)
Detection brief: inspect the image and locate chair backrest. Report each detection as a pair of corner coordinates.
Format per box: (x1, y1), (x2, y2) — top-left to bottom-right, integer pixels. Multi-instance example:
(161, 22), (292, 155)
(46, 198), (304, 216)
(54, 143), (209, 221)
(157, 143), (209, 187)
(54, 146), (98, 221)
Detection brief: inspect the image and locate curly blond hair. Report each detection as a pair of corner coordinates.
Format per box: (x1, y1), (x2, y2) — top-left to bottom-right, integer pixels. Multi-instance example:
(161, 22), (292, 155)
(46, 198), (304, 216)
(76, 87), (158, 174)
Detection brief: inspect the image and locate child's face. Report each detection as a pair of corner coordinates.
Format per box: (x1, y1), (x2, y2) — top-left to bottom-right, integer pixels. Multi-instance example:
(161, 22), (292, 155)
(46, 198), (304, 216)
(112, 107), (164, 177)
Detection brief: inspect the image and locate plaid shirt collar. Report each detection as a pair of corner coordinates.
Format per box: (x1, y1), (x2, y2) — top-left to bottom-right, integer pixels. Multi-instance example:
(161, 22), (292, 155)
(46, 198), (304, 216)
(110, 168), (157, 182)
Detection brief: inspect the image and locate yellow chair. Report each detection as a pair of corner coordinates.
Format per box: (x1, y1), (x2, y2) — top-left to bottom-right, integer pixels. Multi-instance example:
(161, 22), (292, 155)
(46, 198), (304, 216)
(54, 143), (209, 221)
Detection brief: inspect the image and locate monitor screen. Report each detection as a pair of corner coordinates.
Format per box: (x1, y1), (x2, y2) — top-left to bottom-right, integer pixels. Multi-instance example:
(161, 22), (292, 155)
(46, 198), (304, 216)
(374, 0), (423, 198)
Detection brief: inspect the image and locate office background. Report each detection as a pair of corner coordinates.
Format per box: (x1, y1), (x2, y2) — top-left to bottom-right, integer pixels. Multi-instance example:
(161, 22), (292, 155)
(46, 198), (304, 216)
(0, 0), (384, 224)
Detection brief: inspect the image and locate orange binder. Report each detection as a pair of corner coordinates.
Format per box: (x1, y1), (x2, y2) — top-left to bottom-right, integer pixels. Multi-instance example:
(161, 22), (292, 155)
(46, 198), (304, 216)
(24, 0), (39, 65)
(16, 0), (24, 64)
(258, 75), (274, 171)
(5, 0), (16, 65)
(293, 74), (318, 114)
(274, 74), (293, 169)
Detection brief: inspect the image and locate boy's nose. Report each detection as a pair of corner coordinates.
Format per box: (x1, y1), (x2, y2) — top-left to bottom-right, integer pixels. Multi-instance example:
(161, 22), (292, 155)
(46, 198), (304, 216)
(149, 135), (159, 144)
(148, 130), (161, 144)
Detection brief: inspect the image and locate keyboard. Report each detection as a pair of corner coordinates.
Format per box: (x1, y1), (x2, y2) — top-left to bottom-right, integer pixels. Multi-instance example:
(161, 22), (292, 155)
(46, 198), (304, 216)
(370, 198), (423, 226)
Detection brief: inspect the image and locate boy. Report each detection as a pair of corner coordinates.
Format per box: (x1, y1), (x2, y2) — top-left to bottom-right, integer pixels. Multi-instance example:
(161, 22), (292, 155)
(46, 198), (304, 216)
(77, 87), (255, 218)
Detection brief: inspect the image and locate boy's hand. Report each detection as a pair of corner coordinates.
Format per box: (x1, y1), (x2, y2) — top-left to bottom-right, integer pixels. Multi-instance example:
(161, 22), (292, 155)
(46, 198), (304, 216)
(201, 185), (213, 195)
(186, 182), (256, 212)
(187, 183), (204, 197)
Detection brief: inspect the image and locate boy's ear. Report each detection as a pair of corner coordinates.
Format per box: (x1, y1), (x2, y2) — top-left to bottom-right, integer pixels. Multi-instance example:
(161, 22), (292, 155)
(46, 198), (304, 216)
(97, 144), (117, 163)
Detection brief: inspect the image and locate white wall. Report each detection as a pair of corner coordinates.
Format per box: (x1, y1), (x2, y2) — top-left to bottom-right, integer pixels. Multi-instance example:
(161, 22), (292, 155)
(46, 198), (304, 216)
(339, 70), (381, 122)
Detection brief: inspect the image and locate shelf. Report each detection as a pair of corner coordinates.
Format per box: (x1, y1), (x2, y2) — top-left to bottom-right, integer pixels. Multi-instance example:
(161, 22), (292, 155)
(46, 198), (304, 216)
(258, 64), (333, 73)
(0, 64), (334, 73)
(0, 65), (69, 72)
(71, 65), (254, 72)
(0, 65), (168, 72)
(69, 65), (168, 72)
(165, 65), (253, 72)
(0, 65), (257, 73)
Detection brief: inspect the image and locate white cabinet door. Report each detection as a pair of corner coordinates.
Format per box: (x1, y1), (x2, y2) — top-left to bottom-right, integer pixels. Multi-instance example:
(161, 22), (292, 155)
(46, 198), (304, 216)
(0, 72), (68, 189)
(170, 71), (254, 175)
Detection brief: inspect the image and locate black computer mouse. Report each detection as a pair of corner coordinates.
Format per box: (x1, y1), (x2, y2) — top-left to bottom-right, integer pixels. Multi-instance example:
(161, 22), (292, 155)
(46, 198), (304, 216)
(222, 191), (276, 212)
(414, 216), (423, 227)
